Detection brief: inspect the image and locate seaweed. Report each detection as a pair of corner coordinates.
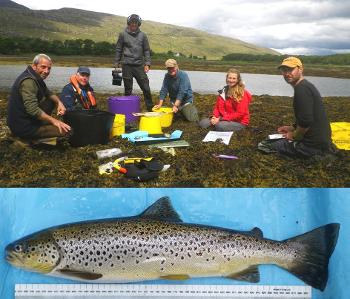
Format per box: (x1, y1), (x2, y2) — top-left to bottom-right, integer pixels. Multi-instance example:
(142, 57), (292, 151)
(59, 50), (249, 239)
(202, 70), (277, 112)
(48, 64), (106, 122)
(0, 91), (349, 187)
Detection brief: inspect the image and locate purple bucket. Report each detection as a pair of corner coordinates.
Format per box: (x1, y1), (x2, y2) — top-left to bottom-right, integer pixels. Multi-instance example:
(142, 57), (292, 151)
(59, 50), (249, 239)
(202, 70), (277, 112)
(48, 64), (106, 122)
(108, 95), (140, 123)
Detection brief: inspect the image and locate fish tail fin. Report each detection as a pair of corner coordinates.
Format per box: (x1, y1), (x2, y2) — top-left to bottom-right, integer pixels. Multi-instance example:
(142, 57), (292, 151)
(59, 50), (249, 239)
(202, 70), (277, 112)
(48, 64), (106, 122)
(283, 223), (340, 291)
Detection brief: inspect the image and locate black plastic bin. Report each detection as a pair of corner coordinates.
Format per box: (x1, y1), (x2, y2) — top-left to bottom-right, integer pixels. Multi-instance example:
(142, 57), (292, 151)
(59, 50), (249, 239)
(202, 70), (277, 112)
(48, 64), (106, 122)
(63, 110), (115, 147)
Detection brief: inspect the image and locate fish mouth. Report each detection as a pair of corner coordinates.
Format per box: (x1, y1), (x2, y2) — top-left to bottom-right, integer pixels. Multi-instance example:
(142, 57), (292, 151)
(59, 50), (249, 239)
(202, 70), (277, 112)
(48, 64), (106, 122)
(5, 251), (22, 265)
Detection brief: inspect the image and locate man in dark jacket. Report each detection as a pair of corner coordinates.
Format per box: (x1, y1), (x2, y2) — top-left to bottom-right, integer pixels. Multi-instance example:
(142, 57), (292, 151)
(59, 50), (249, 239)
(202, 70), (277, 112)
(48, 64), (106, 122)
(114, 14), (153, 111)
(258, 56), (334, 158)
(7, 53), (71, 140)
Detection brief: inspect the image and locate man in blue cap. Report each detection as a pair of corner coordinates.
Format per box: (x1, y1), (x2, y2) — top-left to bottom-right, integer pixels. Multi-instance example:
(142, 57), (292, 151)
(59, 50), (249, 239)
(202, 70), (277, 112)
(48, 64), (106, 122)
(60, 66), (97, 111)
(114, 14), (153, 111)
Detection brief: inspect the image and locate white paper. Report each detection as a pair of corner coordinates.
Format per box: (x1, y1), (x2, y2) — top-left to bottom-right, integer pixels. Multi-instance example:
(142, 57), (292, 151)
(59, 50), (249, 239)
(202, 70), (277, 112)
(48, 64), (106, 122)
(268, 134), (285, 139)
(96, 148), (122, 159)
(202, 131), (233, 145)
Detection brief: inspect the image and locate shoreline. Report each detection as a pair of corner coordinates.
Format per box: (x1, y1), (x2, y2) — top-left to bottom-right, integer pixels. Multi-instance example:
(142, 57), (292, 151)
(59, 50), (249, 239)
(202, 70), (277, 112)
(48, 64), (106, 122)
(1, 55), (349, 79)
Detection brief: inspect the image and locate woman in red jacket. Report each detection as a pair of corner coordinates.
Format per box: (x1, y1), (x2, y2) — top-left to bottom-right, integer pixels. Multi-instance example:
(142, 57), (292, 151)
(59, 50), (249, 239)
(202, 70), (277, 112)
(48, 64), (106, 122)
(199, 68), (252, 131)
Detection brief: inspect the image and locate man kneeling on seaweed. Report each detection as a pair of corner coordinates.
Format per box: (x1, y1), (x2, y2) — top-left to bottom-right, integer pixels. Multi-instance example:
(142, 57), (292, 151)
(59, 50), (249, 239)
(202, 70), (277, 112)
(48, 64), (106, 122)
(7, 54), (71, 141)
(258, 56), (335, 159)
(60, 66), (97, 111)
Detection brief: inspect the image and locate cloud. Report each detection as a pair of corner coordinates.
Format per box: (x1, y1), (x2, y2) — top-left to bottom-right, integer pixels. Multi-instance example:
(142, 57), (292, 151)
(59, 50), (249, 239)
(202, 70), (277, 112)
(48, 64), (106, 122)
(193, 0), (350, 54)
(13, 0), (350, 55)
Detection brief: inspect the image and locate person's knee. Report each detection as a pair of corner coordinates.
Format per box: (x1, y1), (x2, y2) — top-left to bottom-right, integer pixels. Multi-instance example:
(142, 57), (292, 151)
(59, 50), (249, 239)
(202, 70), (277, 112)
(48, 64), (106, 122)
(215, 122), (230, 131)
(199, 118), (211, 128)
(182, 105), (199, 122)
(184, 111), (199, 122)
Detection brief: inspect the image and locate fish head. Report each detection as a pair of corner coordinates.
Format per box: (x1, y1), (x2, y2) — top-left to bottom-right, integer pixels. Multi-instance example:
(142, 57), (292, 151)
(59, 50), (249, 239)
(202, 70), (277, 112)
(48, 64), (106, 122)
(5, 230), (61, 274)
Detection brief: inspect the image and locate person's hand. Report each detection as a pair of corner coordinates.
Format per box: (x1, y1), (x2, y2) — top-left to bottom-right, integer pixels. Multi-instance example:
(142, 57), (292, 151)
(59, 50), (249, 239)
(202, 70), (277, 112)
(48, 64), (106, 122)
(172, 105), (179, 113)
(210, 116), (220, 125)
(278, 125), (294, 134)
(52, 119), (71, 134)
(56, 101), (66, 116)
(153, 104), (162, 110)
(144, 65), (150, 73)
(284, 131), (294, 140)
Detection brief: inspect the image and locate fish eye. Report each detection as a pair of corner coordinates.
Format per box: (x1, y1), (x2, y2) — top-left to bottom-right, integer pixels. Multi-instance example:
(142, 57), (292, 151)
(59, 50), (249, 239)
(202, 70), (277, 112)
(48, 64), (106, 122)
(14, 244), (23, 252)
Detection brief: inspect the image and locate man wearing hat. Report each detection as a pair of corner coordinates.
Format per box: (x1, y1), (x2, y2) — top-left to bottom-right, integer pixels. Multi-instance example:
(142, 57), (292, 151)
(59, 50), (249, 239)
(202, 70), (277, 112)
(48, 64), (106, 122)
(60, 66), (97, 111)
(153, 59), (199, 122)
(7, 53), (71, 141)
(258, 56), (334, 158)
(114, 14), (153, 111)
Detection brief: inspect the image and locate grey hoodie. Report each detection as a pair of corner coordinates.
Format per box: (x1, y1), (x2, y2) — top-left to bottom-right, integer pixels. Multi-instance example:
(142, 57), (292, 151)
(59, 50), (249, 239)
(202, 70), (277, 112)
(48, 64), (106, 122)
(115, 28), (151, 66)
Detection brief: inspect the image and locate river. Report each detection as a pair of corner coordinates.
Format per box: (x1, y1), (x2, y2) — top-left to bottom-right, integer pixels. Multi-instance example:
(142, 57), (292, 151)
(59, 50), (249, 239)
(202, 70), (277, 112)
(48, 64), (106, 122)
(0, 65), (349, 96)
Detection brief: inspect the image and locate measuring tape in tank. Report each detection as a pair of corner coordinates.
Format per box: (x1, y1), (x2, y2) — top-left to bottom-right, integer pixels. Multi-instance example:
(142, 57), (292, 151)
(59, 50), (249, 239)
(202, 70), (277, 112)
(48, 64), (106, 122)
(15, 284), (312, 298)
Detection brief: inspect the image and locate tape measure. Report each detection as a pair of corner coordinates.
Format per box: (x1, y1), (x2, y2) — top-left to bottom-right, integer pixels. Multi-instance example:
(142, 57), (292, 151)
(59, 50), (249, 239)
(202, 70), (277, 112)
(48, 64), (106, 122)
(15, 284), (312, 298)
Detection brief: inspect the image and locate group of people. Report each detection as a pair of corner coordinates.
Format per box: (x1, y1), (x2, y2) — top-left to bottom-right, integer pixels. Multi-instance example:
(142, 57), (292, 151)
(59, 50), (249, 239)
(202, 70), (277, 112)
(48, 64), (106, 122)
(6, 13), (335, 159)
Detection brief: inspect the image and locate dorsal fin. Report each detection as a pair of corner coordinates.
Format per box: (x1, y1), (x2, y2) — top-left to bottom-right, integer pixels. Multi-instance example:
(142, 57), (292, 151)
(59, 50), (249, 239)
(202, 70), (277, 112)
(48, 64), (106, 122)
(138, 197), (183, 222)
(250, 227), (263, 237)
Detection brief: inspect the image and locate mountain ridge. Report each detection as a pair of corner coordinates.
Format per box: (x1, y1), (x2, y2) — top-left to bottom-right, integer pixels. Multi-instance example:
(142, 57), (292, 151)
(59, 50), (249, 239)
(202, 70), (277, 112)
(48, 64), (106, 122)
(0, 0), (279, 59)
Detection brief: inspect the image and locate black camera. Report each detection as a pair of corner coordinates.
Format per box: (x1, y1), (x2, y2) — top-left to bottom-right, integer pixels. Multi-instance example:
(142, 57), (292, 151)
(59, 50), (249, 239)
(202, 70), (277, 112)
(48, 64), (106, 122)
(112, 69), (123, 86)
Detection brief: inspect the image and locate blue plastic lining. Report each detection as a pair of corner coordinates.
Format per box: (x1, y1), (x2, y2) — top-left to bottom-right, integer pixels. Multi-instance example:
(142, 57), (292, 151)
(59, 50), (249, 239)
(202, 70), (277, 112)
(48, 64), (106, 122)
(0, 188), (349, 298)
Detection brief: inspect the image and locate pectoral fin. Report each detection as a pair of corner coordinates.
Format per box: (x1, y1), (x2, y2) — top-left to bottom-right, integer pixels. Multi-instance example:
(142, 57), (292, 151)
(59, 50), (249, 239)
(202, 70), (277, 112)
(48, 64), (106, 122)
(160, 274), (190, 280)
(226, 265), (260, 283)
(58, 268), (103, 280)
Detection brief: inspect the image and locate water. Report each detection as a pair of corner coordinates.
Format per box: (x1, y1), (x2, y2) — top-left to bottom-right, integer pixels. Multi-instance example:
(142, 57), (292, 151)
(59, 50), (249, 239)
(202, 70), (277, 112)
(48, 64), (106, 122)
(0, 65), (349, 96)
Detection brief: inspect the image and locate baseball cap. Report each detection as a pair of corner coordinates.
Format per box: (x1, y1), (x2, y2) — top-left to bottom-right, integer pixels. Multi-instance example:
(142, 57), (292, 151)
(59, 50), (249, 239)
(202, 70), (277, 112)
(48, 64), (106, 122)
(278, 57), (303, 69)
(77, 66), (91, 75)
(165, 59), (178, 68)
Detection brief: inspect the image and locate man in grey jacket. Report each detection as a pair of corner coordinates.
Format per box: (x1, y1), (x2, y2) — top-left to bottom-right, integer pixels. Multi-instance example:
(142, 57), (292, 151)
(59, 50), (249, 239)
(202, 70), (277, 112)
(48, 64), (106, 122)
(114, 14), (153, 111)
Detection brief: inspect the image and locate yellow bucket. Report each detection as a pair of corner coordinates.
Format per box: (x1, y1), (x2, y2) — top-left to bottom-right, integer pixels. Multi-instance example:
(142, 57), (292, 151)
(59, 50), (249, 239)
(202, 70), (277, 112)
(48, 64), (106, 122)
(152, 107), (174, 127)
(331, 122), (350, 150)
(110, 114), (125, 137)
(139, 115), (163, 134)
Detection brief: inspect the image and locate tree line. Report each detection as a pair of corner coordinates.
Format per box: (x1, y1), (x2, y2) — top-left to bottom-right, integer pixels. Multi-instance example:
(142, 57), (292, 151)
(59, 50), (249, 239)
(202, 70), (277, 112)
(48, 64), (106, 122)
(0, 37), (114, 55)
(1, 37), (347, 63)
(0, 37), (207, 59)
(222, 53), (350, 65)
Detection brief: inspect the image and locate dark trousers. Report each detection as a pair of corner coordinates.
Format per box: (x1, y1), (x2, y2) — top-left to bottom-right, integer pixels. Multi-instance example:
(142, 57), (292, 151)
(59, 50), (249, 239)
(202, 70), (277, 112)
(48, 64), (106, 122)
(122, 64), (153, 111)
(258, 138), (333, 158)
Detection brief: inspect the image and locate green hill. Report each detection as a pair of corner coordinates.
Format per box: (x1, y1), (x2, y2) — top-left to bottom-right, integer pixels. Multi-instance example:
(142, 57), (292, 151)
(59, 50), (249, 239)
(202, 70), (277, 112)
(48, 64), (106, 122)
(0, 0), (279, 59)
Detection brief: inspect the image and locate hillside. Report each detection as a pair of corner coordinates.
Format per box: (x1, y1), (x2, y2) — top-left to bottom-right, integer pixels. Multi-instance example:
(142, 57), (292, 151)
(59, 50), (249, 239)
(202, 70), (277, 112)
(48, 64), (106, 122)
(0, 0), (279, 59)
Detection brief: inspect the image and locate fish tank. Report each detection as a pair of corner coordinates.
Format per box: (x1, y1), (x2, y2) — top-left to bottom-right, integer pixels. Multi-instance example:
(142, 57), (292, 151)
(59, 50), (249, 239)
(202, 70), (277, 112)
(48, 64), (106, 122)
(0, 188), (348, 298)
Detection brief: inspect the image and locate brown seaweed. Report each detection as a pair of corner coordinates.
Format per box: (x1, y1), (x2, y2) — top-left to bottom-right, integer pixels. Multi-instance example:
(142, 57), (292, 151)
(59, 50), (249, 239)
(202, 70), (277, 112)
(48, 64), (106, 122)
(0, 91), (349, 187)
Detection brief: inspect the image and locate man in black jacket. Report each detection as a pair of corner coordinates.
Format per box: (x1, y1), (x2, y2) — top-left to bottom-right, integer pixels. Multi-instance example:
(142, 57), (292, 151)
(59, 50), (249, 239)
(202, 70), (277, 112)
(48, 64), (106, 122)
(258, 56), (334, 158)
(7, 53), (71, 140)
(114, 14), (153, 111)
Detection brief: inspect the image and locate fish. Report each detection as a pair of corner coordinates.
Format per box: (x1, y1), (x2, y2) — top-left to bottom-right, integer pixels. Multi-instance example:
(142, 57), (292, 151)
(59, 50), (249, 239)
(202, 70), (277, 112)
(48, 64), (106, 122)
(5, 197), (339, 291)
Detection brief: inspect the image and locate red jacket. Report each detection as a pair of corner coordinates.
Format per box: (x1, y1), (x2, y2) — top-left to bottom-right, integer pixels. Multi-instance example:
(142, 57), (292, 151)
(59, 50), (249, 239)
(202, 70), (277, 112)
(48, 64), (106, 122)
(212, 88), (252, 126)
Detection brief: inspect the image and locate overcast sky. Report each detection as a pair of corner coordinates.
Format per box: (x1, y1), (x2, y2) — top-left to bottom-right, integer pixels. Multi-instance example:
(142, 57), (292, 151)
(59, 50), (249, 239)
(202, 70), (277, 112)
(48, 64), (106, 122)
(13, 0), (350, 55)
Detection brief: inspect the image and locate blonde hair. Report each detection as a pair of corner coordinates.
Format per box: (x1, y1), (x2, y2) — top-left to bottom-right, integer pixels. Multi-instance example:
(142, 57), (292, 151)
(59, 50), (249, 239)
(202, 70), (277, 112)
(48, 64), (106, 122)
(226, 68), (245, 102)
